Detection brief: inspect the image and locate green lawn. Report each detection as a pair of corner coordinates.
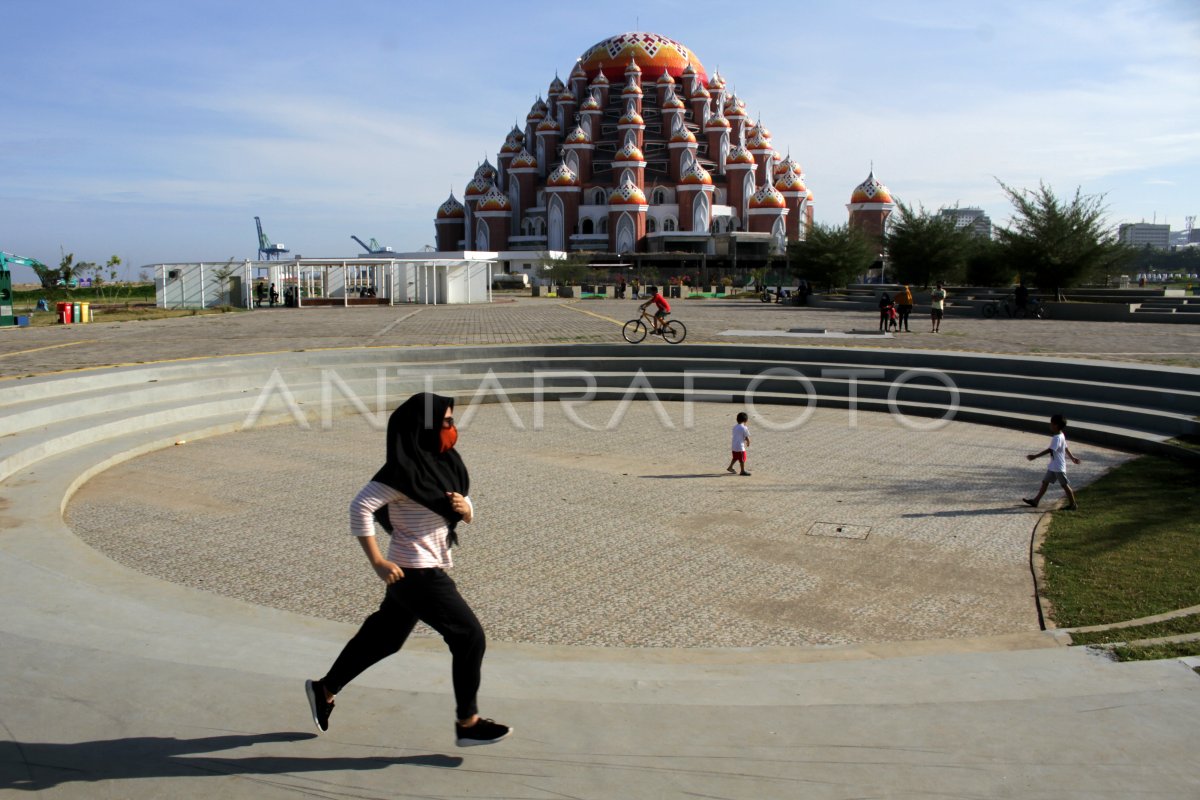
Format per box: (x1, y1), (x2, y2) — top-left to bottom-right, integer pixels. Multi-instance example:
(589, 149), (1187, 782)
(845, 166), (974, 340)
(1039, 455), (1200, 661)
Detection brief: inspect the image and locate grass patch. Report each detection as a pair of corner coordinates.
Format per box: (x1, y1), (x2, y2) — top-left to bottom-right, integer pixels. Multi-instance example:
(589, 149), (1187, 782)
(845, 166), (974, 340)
(1069, 613), (1200, 645)
(1040, 456), (1200, 628)
(1109, 640), (1200, 662)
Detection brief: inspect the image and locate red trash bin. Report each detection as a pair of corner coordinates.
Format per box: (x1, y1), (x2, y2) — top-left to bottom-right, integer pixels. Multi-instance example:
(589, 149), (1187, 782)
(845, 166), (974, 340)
(57, 301), (73, 324)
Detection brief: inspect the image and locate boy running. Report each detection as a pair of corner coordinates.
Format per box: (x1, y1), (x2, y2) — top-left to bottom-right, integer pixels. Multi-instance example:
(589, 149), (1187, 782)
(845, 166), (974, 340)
(1023, 413), (1081, 510)
(726, 412), (751, 476)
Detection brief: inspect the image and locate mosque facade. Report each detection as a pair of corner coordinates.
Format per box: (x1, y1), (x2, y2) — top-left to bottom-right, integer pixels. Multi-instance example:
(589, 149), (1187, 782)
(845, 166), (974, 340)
(434, 32), (816, 269)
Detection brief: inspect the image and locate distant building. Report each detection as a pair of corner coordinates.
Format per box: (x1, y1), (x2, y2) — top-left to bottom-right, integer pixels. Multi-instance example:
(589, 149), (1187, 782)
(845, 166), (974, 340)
(1118, 223), (1170, 250)
(938, 207), (992, 239)
(846, 171), (895, 263)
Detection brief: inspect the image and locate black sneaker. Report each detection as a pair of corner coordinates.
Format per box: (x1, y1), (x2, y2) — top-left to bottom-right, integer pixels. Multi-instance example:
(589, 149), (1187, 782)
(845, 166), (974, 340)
(455, 717), (512, 747)
(305, 679), (334, 733)
(1022, 498), (1038, 508)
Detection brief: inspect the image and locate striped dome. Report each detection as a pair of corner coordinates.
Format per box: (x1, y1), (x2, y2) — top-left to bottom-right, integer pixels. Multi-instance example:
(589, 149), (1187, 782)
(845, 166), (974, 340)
(548, 75), (565, 95)
(689, 83), (711, 99)
(624, 57), (642, 75)
(746, 128), (772, 150)
(662, 91), (686, 110)
(657, 70), (675, 85)
(707, 71), (726, 90)
(500, 138), (523, 154)
(774, 155), (803, 177)
(580, 94), (602, 111)
(850, 171), (894, 204)
(609, 179), (648, 205)
(477, 185), (512, 211)
(537, 116), (561, 132)
(621, 82), (643, 97)
(558, 87), (575, 103)
(749, 184), (787, 209)
(591, 71), (610, 86)
(436, 193), (465, 219)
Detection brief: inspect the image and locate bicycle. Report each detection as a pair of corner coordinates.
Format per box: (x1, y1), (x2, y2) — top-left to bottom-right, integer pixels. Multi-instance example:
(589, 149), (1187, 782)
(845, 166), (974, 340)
(622, 308), (687, 343)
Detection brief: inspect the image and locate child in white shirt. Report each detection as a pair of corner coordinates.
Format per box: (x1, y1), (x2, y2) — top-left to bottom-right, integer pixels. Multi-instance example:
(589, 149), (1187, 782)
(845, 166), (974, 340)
(1023, 414), (1081, 510)
(726, 412), (751, 476)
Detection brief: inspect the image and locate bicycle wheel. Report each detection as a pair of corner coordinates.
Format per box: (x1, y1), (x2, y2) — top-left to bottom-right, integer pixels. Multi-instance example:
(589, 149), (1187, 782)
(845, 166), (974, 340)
(982, 303), (997, 318)
(622, 318), (648, 343)
(661, 319), (687, 344)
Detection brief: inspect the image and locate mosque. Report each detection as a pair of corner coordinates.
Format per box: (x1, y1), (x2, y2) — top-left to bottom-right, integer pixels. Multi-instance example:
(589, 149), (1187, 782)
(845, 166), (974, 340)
(433, 31), (894, 283)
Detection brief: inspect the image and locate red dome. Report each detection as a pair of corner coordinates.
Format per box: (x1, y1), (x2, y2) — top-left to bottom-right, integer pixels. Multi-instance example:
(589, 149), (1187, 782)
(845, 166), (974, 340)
(749, 184), (786, 209)
(579, 32), (706, 84)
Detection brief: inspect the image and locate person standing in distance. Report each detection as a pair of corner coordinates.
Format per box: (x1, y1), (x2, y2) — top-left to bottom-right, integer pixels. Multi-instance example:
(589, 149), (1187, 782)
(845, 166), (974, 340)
(726, 412), (751, 476)
(930, 282), (946, 333)
(305, 392), (512, 747)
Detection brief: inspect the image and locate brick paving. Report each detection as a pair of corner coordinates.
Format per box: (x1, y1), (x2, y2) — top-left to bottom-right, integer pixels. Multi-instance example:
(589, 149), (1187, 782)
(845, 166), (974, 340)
(2, 294), (1198, 380)
(10, 295), (1171, 647)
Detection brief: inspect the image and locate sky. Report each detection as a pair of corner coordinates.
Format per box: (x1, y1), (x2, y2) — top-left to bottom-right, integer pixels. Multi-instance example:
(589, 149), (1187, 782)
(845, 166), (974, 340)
(2, 0), (1198, 281)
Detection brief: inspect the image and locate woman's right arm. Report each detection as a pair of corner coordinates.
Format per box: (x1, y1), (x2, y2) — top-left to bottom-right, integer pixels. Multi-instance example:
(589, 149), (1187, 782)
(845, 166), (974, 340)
(349, 482), (405, 583)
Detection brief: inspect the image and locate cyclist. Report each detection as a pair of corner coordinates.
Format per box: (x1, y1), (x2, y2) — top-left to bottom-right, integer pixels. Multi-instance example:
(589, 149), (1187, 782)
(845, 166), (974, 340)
(640, 288), (671, 335)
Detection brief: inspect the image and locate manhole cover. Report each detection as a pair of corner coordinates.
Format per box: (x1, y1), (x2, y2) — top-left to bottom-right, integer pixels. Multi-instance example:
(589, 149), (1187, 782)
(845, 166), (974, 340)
(807, 522), (870, 540)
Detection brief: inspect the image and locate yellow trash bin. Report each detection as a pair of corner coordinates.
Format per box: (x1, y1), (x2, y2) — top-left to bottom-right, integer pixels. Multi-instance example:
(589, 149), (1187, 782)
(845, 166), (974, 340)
(79, 302), (91, 323)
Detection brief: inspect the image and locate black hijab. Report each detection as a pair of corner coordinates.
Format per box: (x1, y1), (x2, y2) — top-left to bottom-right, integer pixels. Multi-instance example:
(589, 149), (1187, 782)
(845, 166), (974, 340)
(371, 393), (470, 545)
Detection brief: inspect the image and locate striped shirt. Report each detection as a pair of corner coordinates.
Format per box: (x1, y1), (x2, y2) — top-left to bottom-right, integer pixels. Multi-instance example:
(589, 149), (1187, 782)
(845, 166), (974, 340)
(349, 481), (471, 569)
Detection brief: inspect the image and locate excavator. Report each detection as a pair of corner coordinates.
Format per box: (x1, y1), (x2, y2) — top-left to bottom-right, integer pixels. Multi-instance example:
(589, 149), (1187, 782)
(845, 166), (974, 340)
(1, 251), (45, 326)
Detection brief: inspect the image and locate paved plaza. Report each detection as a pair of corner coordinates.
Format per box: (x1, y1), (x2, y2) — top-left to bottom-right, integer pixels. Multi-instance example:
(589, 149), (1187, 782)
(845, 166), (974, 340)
(2, 298), (1198, 798)
(1, 295), (1198, 379)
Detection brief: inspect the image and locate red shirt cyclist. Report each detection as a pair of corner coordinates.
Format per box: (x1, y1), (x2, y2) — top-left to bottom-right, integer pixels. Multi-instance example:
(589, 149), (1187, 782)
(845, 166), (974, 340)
(639, 290), (671, 334)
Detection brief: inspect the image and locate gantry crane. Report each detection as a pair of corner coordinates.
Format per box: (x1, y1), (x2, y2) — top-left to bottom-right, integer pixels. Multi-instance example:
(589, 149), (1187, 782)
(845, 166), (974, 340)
(351, 235), (393, 254)
(255, 217), (290, 260)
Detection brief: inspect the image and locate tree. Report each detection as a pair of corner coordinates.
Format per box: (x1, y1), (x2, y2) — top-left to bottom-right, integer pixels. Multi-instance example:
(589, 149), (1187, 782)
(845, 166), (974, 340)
(211, 259), (239, 306)
(542, 252), (592, 286)
(964, 237), (1019, 287)
(885, 202), (973, 287)
(996, 182), (1126, 299)
(786, 223), (876, 292)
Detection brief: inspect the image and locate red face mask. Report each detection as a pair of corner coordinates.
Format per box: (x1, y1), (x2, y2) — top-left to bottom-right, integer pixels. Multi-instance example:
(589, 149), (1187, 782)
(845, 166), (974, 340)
(439, 425), (458, 453)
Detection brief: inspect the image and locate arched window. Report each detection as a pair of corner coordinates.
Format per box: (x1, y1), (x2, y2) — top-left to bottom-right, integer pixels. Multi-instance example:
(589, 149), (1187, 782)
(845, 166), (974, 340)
(647, 217), (657, 233)
(652, 188), (667, 205)
(592, 188), (607, 205)
(599, 217), (608, 234)
(663, 217), (676, 232)
(581, 218), (594, 235)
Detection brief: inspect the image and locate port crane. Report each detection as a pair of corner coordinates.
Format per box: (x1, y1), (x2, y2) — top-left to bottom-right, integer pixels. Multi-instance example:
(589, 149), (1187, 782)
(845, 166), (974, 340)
(255, 217), (290, 260)
(351, 235), (394, 254)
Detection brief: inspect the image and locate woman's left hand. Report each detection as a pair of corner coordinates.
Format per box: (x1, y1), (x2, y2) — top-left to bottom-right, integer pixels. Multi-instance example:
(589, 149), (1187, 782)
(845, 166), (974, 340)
(446, 491), (473, 523)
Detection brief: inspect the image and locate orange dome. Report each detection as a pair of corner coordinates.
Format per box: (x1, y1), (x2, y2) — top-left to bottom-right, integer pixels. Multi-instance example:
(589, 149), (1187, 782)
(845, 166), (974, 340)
(727, 145), (755, 165)
(705, 113), (731, 129)
(618, 108), (645, 126)
(850, 171), (894, 204)
(509, 150), (537, 170)
(579, 32), (706, 84)
(564, 126), (592, 144)
(464, 176), (493, 198)
(774, 170), (808, 193)
(670, 127), (697, 144)
(613, 142), (646, 163)
(621, 82), (643, 97)
(537, 116), (560, 132)
(680, 163), (713, 185)
(749, 184), (786, 209)
(477, 186), (512, 211)
(547, 163), (581, 186)
(436, 193), (465, 219)
(609, 179), (648, 205)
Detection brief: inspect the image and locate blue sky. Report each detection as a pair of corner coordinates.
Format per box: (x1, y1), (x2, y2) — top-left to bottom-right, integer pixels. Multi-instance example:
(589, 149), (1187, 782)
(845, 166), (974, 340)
(3, 0), (1198, 280)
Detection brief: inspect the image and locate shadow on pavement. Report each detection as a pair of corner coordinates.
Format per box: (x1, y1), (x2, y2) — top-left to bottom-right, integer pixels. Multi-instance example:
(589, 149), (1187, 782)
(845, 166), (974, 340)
(0, 731), (462, 791)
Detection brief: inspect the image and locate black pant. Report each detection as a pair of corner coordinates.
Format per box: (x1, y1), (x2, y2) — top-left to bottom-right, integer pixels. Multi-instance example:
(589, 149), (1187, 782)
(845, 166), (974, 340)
(897, 304), (912, 330)
(322, 568), (486, 721)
